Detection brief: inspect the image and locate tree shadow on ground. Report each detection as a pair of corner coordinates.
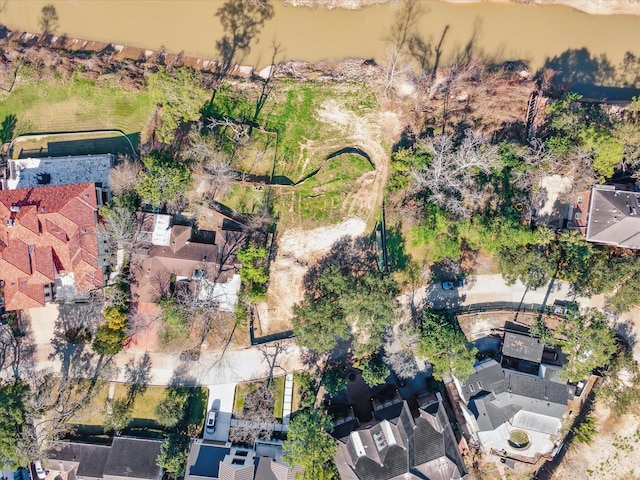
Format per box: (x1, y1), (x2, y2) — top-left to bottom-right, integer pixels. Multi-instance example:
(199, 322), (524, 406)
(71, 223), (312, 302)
(386, 226), (410, 272)
(303, 235), (378, 292)
(124, 352), (153, 403)
(50, 299), (103, 378)
(0, 113), (17, 144)
(215, 0), (275, 73)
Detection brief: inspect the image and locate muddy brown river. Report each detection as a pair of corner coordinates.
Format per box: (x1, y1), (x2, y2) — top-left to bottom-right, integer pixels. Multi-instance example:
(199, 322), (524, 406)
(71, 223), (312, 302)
(2, 0), (640, 73)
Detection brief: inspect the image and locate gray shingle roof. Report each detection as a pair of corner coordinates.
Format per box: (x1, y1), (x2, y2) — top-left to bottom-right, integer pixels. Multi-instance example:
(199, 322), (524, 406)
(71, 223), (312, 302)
(459, 359), (505, 402)
(502, 332), (544, 363)
(586, 185), (640, 249)
(103, 438), (162, 480)
(334, 400), (466, 480)
(48, 442), (111, 479)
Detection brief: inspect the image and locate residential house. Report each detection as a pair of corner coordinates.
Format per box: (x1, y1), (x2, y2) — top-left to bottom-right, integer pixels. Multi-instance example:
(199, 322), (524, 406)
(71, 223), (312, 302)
(185, 442), (299, 480)
(454, 331), (573, 459)
(0, 183), (108, 310)
(569, 184), (640, 249)
(45, 437), (163, 480)
(3, 154), (114, 193)
(331, 388), (467, 480)
(129, 212), (245, 311)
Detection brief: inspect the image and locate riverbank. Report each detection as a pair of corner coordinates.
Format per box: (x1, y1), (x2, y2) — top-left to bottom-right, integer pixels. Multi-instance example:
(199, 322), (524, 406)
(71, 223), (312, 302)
(291, 0), (640, 16)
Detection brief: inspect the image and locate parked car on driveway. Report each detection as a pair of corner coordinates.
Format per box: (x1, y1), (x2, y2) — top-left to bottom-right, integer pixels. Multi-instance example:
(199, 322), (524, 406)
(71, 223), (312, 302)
(441, 279), (465, 290)
(34, 461), (46, 480)
(206, 410), (217, 433)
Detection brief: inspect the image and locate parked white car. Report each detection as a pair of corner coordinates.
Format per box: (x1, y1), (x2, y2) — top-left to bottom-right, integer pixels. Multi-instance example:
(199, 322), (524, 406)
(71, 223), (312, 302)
(34, 461), (46, 480)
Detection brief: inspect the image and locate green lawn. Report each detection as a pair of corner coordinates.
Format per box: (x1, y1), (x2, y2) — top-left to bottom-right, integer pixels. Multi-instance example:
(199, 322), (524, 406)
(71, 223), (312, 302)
(233, 376), (286, 420)
(0, 76), (154, 141)
(69, 381), (111, 426)
(113, 384), (166, 423)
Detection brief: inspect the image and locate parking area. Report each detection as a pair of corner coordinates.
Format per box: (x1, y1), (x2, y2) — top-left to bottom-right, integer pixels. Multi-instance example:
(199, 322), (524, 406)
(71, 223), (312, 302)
(203, 383), (236, 442)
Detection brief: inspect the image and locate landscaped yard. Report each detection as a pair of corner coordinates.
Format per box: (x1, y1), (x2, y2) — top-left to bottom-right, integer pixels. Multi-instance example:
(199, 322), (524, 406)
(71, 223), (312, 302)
(69, 383), (208, 435)
(233, 376), (286, 421)
(0, 76), (154, 140)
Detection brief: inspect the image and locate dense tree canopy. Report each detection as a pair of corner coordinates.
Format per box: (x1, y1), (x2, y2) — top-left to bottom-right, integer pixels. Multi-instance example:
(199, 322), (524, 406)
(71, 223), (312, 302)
(358, 350), (391, 387)
(293, 265), (399, 356)
(555, 308), (617, 382)
(156, 433), (191, 478)
(148, 67), (208, 143)
(92, 306), (128, 355)
(154, 388), (189, 428)
(135, 151), (193, 208)
(283, 410), (336, 480)
(416, 311), (477, 381)
(0, 381), (29, 468)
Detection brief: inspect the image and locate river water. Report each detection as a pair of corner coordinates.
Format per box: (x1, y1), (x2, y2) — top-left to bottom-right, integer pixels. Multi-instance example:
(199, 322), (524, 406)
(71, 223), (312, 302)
(1, 0), (640, 74)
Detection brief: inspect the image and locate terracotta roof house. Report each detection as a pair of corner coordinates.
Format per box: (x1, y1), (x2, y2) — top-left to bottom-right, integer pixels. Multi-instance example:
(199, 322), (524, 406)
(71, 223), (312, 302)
(570, 184), (640, 249)
(454, 330), (574, 460)
(130, 213), (245, 310)
(331, 391), (467, 480)
(0, 182), (107, 310)
(46, 437), (163, 480)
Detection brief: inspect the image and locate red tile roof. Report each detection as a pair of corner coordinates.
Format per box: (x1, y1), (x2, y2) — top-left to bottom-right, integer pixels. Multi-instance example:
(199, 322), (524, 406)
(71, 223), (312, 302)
(0, 183), (103, 310)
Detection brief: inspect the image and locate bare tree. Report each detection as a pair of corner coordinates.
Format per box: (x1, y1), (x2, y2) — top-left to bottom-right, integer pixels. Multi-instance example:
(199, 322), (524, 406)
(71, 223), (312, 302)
(382, 0), (424, 96)
(97, 205), (137, 251)
(229, 382), (276, 445)
(411, 131), (500, 217)
(109, 155), (142, 196)
(383, 350), (420, 380)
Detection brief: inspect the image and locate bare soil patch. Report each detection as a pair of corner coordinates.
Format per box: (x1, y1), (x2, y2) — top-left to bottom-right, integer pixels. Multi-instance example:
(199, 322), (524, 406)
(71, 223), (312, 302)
(553, 400), (640, 480)
(259, 218), (366, 334)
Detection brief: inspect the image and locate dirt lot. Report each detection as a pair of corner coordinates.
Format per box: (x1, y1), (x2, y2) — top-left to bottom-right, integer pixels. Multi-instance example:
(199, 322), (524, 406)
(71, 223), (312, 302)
(553, 401), (640, 480)
(256, 97), (400, 334)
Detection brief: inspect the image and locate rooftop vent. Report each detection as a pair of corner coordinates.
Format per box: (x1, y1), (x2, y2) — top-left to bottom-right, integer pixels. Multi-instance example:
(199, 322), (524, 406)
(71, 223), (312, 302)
(10, 205), (20, 213)
(6, 219), (14, 227)
(36, 172), (51, 185)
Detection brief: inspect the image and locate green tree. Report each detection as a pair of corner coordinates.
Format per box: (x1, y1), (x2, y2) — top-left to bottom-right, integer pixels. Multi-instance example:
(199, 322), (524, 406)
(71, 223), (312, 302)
(605, 271), (640, 314)
(93, 306), (128, 355)
(156, 433), (191, 478)
(416, 312), (477, 381)
(599, 352), (640, 416)
(293, 266), (398, 356)
(358, 351), (391, 387)
(573, 413), (597, 445)
(283, 410), (337, 480)
(237, 243), (269, 301)
(556, 308), (617, 382)
(498, 245), (556, 290)
(135, 151), (193, 208)
(148, 67), (208, 143)
(154, 388), (189, 428)
(0, 381), (28, 468)
(158, 298), (190, 345)
(321, 368), (348, 396)
(104, 398), (132, 433)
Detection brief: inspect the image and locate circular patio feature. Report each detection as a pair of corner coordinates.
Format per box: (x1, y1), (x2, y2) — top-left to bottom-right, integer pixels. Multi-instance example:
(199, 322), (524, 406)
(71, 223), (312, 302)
(508, 430), (530, 449)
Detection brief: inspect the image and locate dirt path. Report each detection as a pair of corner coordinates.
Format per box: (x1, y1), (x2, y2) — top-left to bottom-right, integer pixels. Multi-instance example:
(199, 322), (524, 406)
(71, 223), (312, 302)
(257, 99), (400, 334)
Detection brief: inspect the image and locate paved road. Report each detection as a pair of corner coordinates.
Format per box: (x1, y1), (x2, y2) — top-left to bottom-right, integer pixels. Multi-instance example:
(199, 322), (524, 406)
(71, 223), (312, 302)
(19, 275), (640, 387)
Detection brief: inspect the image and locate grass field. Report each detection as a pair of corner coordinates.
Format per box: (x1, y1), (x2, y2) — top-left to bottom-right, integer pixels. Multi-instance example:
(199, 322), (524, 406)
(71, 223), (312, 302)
(69, 381), (111, 426)
(0, 76), (154, 141)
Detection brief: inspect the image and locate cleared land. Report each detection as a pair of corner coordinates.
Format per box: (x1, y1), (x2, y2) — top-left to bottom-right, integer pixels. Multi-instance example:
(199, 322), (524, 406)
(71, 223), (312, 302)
(0, 77), (154, 141)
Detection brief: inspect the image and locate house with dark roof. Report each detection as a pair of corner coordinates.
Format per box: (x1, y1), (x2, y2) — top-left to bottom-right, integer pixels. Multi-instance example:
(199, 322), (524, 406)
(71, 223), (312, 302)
(130, 212), (246, 310)
(0, 182), (108, 310)
(184, 442), (299, 480)
(331, 392), (466, 480)
(45, 437), (162, 480)
(454, 330), (573, 459)
(570, 184), (640, 249)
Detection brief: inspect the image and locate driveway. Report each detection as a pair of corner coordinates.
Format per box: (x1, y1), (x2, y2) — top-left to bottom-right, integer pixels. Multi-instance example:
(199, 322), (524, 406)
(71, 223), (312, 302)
(203, 383), (236, 442)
